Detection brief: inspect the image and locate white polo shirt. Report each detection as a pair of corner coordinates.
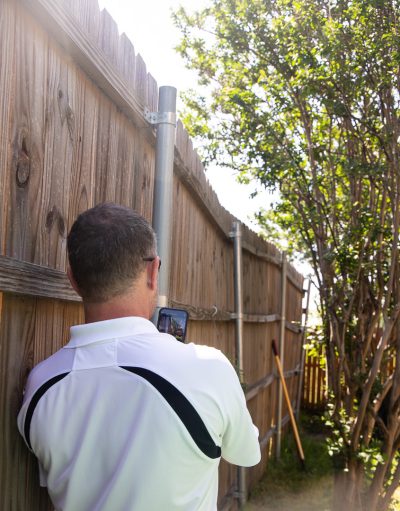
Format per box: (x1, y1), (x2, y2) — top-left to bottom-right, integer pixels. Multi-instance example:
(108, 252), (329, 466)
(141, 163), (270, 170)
(18, 317), (261, 511)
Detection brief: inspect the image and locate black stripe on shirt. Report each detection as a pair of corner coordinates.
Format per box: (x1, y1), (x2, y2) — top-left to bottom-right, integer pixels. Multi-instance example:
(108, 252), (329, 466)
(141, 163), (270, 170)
(24, 372), (70, 451)
(120, 366), (221, 459)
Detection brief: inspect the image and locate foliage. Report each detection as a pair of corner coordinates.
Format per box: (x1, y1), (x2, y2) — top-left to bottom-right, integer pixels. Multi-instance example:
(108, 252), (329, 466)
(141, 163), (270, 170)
(304, 323), (326, 366)
(174, 1), (400, 509)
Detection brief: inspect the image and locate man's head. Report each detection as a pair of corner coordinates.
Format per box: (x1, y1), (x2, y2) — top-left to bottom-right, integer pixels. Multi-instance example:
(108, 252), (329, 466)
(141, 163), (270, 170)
(67, 203), (158, 304)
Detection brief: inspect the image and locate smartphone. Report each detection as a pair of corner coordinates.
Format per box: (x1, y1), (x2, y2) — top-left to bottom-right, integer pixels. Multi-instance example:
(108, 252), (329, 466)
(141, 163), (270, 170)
(157, 307), (189, 343)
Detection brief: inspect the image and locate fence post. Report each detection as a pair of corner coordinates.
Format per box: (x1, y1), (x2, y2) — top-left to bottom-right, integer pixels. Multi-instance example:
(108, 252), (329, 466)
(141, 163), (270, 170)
(147, 86), (177, 320)
(276, 251), (287, 459)
(296, 277), (312, 419)
(231, 221), (246, 508)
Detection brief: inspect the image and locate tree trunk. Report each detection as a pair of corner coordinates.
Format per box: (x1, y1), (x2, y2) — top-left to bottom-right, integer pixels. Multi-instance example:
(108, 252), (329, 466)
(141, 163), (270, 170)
(332, 461), (364, 511)
(333, 460), (398, 511)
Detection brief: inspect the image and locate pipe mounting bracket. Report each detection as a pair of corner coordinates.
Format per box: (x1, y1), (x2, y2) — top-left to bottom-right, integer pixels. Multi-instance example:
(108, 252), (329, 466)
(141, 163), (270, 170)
(144, 108), (176, 126)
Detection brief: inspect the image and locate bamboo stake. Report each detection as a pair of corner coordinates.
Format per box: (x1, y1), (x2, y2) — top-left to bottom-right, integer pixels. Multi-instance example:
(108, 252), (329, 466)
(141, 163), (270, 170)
(272, 339), (306, 468)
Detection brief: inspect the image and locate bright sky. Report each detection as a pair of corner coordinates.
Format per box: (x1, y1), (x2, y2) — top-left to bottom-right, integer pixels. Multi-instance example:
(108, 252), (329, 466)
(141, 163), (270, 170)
(98, 0), (272, 231)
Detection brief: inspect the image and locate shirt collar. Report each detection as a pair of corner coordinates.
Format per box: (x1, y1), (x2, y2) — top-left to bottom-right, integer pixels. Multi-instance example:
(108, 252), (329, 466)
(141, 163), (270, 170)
(66, 316), (159, 348)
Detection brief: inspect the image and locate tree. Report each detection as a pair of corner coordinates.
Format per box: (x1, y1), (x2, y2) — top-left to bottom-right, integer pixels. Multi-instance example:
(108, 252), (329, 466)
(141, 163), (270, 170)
(174, 1), (400, 509)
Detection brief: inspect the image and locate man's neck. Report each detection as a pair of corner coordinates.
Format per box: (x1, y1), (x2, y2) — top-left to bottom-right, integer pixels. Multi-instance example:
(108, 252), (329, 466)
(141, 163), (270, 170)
(83, 295), (151, 324)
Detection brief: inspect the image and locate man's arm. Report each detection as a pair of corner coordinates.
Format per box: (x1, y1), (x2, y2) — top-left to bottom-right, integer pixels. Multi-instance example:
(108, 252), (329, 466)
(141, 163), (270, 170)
(220, 360), (261, 467)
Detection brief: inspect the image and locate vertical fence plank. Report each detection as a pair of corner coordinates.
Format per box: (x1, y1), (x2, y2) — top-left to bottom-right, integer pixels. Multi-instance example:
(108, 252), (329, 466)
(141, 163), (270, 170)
(97, 8), (120, 67)
(67, 72), (97, 224)
(39, 42), (75, 271)
(7, 9), (46, 263)
(0, 295), (53, 511)
(134, 53), (148, 106)
(147, 73), (159, 112)
(93, 98), (118, 203)
(118, 32), (136, 90)
(0, 1), (15, 256)
(62, 0), (101, 40)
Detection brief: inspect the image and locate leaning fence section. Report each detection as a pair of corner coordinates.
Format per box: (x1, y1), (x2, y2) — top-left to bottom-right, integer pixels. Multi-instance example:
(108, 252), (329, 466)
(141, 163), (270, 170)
(0, 1), (304, 510)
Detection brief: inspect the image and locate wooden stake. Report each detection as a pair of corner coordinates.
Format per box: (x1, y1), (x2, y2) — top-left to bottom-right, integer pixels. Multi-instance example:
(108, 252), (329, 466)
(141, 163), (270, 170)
(272, 339), (306, 468)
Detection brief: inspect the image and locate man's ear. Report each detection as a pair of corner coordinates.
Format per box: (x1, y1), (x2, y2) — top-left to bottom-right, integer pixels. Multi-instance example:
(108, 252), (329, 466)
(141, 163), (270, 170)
(147, 256), (160, 290)
(67, 266), (81, 296)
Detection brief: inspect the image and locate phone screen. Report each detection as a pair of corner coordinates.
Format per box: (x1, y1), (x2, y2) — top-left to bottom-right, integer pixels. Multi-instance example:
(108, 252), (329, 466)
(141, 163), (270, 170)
(157, 308), (189, 343)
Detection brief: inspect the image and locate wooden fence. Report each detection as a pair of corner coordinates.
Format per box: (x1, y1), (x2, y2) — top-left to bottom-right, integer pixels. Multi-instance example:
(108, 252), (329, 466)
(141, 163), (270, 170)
(301, 348), (398, 412)
(0, 0), (305, 509)
(302, 351), (327, 411)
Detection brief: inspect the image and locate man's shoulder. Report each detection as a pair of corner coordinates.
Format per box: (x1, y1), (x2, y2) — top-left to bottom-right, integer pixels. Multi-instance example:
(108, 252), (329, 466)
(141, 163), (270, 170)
(187, 343), (239, 379)
(24, 347), (73, 397)
(190, 343), (229, 362)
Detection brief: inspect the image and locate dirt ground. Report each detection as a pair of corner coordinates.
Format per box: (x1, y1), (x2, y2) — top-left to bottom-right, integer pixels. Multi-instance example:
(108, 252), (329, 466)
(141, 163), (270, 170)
(242, 419), (400, 511)
(245, 476), (400, 511)
(245, 474), (333, 511)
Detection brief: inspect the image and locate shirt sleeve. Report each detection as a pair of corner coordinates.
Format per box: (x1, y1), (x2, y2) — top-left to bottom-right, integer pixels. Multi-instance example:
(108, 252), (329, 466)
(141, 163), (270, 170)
(17, 363), (44, 450)
(17, 381), (32, 450)
(38, 461), (48, 487)
(219, 359), (261, 467)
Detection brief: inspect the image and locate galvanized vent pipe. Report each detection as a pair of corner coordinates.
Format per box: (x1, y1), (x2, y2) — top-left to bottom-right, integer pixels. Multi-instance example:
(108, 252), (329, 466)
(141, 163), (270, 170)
(147, 86), (177, 320)
(231, 220), (246, 508)
(232, 221), (244, 384)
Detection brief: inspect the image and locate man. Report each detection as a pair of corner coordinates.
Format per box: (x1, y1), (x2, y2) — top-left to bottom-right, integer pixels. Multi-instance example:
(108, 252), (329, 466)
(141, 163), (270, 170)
(17, 203), (261, 511)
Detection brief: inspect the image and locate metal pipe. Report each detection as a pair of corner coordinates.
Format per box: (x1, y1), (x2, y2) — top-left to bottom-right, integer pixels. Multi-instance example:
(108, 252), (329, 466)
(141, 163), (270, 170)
(151, 86), (177, 320)
(232, 221), (246, 508)
(276, 251), (287, 459)
(233, 221), (244, 383)
(296, 278), (312, 420)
